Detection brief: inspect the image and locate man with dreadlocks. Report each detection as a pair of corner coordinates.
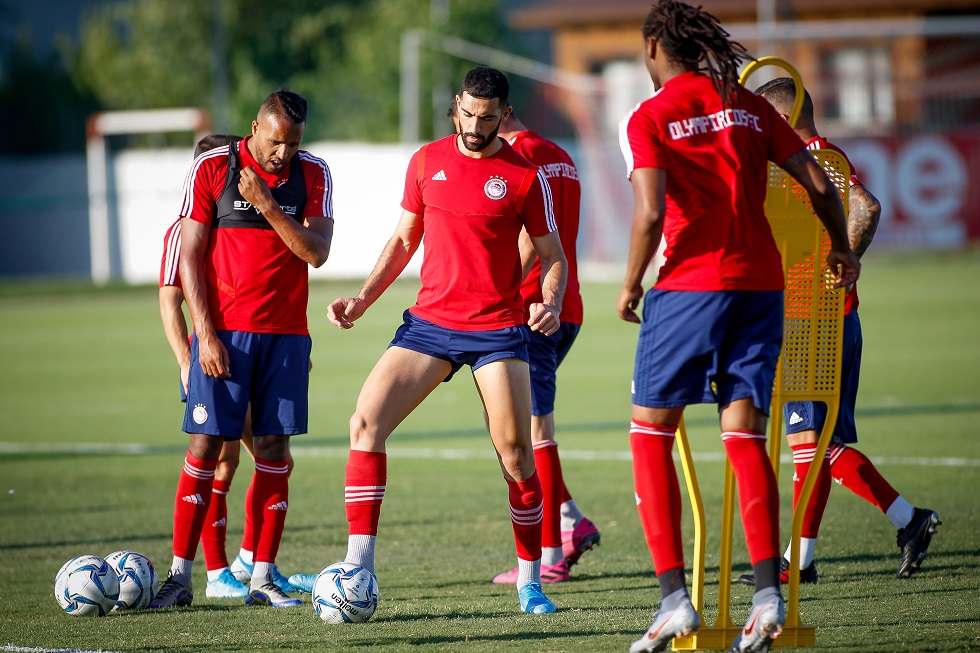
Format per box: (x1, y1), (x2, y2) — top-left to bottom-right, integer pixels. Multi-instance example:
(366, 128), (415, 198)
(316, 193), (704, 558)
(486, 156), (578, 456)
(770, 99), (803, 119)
(617, 2), (860, 652)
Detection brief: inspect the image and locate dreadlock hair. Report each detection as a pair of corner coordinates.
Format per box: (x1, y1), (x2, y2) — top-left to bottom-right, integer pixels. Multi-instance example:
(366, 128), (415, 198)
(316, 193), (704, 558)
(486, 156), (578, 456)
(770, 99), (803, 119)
(642, 0), (751, 105)
(755, 77), (815, 123)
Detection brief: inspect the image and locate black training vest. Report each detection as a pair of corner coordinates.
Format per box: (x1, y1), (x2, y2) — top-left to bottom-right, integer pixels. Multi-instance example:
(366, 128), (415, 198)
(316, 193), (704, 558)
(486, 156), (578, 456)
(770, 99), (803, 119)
(213, 143), (307, 229)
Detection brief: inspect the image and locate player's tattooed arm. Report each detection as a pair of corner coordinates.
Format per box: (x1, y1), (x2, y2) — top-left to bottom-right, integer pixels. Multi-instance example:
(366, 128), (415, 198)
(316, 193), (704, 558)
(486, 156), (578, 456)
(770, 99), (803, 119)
(847, 184), (882, 259)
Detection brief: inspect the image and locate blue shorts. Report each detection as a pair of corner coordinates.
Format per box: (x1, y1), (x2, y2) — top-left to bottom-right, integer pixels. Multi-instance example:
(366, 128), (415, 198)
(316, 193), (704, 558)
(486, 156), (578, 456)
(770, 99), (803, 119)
(184, 330), (312, 437)
(390, 310), (529, 382)
(632, 289), (783, 412)
(528, 322), (580, 416)
(784, 310), (862, 443)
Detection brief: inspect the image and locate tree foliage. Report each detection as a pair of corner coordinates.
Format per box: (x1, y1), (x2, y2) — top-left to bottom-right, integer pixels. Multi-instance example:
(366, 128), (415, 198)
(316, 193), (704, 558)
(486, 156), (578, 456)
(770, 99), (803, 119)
(67, 0), (523, 143)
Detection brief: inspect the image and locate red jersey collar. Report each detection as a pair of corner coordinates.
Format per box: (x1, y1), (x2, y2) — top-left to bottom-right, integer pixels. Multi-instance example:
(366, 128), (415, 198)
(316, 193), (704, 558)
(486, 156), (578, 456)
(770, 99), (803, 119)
(240, 136), (292, 186)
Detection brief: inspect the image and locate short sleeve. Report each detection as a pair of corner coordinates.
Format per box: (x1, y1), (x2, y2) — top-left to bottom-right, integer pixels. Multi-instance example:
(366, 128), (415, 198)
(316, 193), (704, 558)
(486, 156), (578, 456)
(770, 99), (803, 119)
(400, 147), (425, 215)
(521, 168), (557, 238)
(299, 153), (333, 220)
(178, 153), (223, 226)
(159, 219), (181, 289)
(619, 102), (665, 179)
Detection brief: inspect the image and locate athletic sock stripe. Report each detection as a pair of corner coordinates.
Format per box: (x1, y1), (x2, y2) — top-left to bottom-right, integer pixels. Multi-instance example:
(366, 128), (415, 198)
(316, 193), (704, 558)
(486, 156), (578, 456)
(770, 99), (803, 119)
(183, 459), (215, 479)
(827, 442), (847, 464)
(532, 440), (559, 450)
(629, 420), (675, 438)
(345, 485), (386, 491)
(211, 488), (230, 495)
(254, 461), (289, 474)
(720, 430), (766, 441)
(793, 446), (818, 462)
(511, 503), (544, 525)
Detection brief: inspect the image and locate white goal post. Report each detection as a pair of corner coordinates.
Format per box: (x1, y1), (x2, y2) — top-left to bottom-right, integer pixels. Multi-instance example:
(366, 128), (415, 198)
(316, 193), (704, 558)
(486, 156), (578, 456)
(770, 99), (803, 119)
(85, 108), (210, 284)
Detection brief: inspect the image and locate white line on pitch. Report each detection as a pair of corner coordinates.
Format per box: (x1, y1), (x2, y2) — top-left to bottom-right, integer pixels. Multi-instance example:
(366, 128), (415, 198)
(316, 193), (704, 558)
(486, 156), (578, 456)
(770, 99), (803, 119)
(2, 646), (127, 653)
(0, 441), (978, 467)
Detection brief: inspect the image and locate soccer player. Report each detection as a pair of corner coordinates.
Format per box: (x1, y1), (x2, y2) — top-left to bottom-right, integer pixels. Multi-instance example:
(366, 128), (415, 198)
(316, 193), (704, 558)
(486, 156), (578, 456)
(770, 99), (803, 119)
(159, 133), (301, 600)
(617, 2), (860, 652)
(488, 109), (600, 585)
(325, 66), (567, 615)
(150, 89), (334, 609)
(734, 78), (940, 587)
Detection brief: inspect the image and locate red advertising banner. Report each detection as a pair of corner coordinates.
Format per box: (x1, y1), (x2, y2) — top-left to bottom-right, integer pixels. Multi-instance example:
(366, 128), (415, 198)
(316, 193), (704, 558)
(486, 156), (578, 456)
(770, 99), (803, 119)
(840, 132), (980, 248)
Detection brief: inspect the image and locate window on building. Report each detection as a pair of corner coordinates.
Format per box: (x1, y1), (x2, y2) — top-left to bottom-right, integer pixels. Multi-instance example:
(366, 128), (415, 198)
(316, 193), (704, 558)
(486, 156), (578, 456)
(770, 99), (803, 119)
(825, 46), (895, 129)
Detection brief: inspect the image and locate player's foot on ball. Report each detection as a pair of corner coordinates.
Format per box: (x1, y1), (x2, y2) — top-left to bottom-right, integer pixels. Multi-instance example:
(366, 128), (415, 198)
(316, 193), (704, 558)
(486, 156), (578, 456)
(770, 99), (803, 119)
(245, 582), (303, 608)
(517, 582), (556, 614)
(206, 568), (250, 599)
(148, 571), (193, 609)
(728, 592), (784, 653)
(736, 557), (817, 586)
(287, 573), (318, 594)
(492, 560), (570, 584)
(561, 517), (601, 567)
(629, 599), (701, 653)
(896, 507), (941, 578)
(230, 554), (253, 584)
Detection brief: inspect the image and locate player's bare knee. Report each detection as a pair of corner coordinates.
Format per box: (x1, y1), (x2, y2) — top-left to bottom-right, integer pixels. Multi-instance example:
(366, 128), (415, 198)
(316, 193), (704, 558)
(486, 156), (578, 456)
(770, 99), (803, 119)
(349, 412), (383, 450)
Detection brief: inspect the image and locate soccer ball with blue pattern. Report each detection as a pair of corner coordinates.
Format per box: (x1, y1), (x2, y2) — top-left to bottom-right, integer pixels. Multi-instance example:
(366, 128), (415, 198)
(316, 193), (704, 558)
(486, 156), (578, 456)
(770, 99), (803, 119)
(54, 555), (120, 617)
(105, 550), (158, 610)
(312, 561), (379, 623)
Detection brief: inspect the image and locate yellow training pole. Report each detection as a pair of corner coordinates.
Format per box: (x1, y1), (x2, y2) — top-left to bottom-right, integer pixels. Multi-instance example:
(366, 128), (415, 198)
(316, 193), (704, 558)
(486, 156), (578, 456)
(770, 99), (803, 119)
(672, 56), (846, 650)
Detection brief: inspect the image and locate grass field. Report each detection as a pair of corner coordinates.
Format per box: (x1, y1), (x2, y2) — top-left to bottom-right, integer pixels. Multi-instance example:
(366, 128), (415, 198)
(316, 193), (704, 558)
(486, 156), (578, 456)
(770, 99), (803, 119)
(1, 250), (979, 652)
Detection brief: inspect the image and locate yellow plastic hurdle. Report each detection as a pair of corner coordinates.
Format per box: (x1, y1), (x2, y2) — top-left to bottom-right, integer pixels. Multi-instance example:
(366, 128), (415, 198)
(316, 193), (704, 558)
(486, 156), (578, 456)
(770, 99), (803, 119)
(671, 57), (849, 650)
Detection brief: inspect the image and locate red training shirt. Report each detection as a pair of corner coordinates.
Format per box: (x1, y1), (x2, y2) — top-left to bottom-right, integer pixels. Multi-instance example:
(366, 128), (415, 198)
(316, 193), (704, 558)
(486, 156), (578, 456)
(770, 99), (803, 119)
(160, 218), (182, 289)
(509, 131), (583, 326)
(179, 137), (333, 335)
(620, 71), (806, 291)
(401, 134), (557, 331)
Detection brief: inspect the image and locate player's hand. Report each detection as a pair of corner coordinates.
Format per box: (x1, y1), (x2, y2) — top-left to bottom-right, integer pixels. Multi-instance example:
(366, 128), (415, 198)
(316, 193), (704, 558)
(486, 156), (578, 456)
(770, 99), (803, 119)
(198, 333), (231, 378)
(527, 303), (560, 336)
(327, 297), (367, 329)
(617, 284), (644, 324)
(238, 166), (273, 213)
(826, 248), (861, 289)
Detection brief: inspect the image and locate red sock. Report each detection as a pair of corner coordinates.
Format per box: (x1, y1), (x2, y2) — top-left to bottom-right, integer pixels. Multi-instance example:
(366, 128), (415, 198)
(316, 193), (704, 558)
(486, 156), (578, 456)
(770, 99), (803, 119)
(790, 443), (831, 538)
(202, 478), (231, 570)
(828, 442), (899, 513)
(249, 457), (289, 564)
(507, 473), (543, 561)
(630, 420), (684, 574)
(533, 441), (563, 548)
(722, 431), (780, 564)
(172, 453), (218, 560)
(345, 450), (387, 535)
(560, 482), (572, 505)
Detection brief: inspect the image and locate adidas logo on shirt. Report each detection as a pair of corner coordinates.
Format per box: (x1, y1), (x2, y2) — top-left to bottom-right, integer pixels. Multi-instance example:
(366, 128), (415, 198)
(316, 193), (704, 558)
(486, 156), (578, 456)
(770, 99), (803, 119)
(789, 412), (803, 425)
(182, 493), (205, 505)
(431, 169), (447, 181)
(267, 501), (289, 511)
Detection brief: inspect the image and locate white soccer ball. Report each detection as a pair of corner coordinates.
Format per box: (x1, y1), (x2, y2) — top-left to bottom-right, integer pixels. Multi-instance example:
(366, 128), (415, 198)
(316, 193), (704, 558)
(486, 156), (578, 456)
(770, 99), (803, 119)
(312, 561), (379, 623)
(54, 555), (120, 617)
(105, 550), (158, 610)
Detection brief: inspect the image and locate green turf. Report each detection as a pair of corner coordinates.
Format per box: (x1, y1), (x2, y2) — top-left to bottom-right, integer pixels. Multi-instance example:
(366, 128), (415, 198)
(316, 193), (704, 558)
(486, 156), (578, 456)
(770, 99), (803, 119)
(1, 250), (979, 652)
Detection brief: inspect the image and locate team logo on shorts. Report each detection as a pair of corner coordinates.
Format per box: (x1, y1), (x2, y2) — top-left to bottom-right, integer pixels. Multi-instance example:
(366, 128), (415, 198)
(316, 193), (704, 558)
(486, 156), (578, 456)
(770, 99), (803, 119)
(484, 176), (507, 200)
(192, 403), (208, 424)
